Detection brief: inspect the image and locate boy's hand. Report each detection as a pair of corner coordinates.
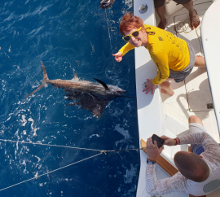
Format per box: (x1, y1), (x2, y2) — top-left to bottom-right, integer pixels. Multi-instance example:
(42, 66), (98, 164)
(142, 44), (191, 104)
(142, 79), (156, 95)
(112, 51), (123, 62)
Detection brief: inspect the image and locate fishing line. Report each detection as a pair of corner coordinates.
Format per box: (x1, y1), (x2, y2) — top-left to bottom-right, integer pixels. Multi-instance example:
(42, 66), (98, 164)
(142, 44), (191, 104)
(104, 9), (116, 70)
(105, 9), (113, 51)
(0, 138), (145, 192)
(0, 138), (144, 153)
(0, 152), (103, 192)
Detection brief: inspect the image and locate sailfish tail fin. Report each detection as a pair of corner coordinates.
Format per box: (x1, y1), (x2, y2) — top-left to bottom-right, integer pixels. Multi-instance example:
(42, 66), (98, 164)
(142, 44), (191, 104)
(41, 61), (49, 83)
(26, 61), (49, 98)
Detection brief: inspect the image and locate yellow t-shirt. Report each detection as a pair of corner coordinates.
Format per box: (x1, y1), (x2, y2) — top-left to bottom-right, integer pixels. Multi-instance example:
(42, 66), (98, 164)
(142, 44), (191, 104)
(119, 24), (190, 85)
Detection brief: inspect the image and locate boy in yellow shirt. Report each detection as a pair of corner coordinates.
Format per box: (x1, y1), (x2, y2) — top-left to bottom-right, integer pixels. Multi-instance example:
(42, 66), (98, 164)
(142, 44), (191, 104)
(113, 12), (205, 96)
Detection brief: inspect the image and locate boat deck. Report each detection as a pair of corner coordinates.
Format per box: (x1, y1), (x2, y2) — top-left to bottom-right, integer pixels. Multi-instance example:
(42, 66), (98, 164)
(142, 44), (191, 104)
(159, 0), (220, 142)
(135, 0), (220, 196)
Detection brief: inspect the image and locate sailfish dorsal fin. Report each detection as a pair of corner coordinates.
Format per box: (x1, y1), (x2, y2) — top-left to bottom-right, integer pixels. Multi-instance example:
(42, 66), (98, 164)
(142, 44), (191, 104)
(72, 73), (79, 81)
(93, 78), (109, 90)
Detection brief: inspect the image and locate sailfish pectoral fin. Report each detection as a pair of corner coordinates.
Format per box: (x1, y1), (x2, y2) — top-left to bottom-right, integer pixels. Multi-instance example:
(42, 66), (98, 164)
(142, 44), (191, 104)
(65, 91), (108, 118)
(93, 78), (109, 91)
(41, 61), (49, 83)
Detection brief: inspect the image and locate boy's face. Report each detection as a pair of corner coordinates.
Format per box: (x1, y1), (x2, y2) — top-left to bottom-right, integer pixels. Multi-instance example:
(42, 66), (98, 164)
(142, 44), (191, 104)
(123, 27), (147, 47)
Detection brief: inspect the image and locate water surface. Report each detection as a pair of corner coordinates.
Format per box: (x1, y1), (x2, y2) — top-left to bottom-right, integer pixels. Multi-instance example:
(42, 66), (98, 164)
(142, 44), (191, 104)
(0, 0), (139, 196)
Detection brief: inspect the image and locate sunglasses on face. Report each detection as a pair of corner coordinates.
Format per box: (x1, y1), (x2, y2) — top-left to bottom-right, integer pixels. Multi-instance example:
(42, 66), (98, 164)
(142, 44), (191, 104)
(122, 27), (142, 42)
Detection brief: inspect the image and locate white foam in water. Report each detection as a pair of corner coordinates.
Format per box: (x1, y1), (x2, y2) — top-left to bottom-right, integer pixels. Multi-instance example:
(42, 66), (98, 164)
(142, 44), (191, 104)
(114, 124), (130, 139)
(21, 115), (27, 126)
(15, 142), (19, 156)
(35, 155), (41, 162)
(115, 139), (126, 147)
(14, 129), (20, 140)
(89, 134), (100, 138)
(111, 108), (124, 116)
(123, 164), (137, 184)
(28, 118), (39, 136)
(22, 160), (27, 173)
(17, 101), (27, 105)
(38, 164), (42, 169)
(125, 0), (132, 9)
(84, 116), (93, 120)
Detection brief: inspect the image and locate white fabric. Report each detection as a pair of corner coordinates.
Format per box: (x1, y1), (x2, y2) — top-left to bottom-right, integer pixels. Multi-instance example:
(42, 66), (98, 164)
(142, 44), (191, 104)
(146, 123), (220, 196)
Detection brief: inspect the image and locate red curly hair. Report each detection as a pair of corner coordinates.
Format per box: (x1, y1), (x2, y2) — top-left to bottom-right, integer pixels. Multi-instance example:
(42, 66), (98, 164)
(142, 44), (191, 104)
(120, 12), (144, 35)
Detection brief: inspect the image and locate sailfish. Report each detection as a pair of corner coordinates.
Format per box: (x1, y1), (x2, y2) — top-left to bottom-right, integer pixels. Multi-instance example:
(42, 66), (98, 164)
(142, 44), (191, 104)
(26, 62), (129, 118)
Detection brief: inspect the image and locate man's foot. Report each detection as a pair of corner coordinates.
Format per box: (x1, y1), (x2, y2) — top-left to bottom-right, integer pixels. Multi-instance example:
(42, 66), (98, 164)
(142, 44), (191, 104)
(160, 81), (174, 96)
(158, 18), (167, 29)
(189, 9), (200, 29)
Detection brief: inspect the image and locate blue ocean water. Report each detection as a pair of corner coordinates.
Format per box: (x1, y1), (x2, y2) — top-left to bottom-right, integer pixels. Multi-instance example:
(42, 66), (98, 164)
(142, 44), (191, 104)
(0, 0), (139, 196)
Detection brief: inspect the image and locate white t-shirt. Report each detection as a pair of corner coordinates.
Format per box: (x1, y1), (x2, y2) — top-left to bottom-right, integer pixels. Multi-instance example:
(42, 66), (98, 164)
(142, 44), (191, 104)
(146, 123), (220, 196)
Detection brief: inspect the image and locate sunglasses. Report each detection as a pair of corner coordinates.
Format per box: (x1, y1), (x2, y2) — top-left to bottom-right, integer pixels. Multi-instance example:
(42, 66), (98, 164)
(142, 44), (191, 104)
(122, 27), (142, 42)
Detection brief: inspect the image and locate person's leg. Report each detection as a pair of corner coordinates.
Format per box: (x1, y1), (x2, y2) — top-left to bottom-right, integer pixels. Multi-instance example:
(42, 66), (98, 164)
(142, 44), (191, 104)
(154, 0), (166, 29)
(188, 115), (205, 154)
(160, 79), (174, 96)
(182, 0), (200, 29)
(156, 5), (167, 29)
(188, 115), (204, 126)
(194, 55), (206, 68)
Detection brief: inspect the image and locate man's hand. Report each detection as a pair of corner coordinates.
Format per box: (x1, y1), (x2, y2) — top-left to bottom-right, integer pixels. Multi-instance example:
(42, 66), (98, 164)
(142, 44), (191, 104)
(142, 79), (157, 95)
(112, 51), (123, 62)
(160, 135), (176, 146)
(146, 137), (164, 161)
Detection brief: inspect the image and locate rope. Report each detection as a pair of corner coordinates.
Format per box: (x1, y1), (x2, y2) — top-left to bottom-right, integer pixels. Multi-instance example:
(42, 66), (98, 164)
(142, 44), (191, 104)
(0, 152), (102, 192)
(174, 18), (203, 56)
(0, 138), (144, 153)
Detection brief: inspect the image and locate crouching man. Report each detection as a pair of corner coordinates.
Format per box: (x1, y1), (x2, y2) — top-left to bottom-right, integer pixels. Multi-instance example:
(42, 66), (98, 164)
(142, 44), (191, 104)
(146, 115), (220, 196)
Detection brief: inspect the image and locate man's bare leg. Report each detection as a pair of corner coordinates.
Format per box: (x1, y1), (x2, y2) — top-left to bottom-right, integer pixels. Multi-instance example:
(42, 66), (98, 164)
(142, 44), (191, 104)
(160, 79), (174, 96)
(182, 0), (200, 29)
(195, 56), (206, 68)
(188, 115), (204, 126)
(156, 5), (167, 29)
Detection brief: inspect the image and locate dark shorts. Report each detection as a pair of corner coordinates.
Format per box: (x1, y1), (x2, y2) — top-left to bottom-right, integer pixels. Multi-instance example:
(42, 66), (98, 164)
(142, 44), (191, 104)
(169, 43), (195, 83)
(189, 123), (220, 155)
(191, 143), (220, 155)
(154, 0), (191, 9)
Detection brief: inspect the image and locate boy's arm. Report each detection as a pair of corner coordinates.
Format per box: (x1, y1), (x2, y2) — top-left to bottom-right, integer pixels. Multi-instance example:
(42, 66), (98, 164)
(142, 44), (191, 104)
(119, 42), (135, 56)
(151, 49), (170, 85)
